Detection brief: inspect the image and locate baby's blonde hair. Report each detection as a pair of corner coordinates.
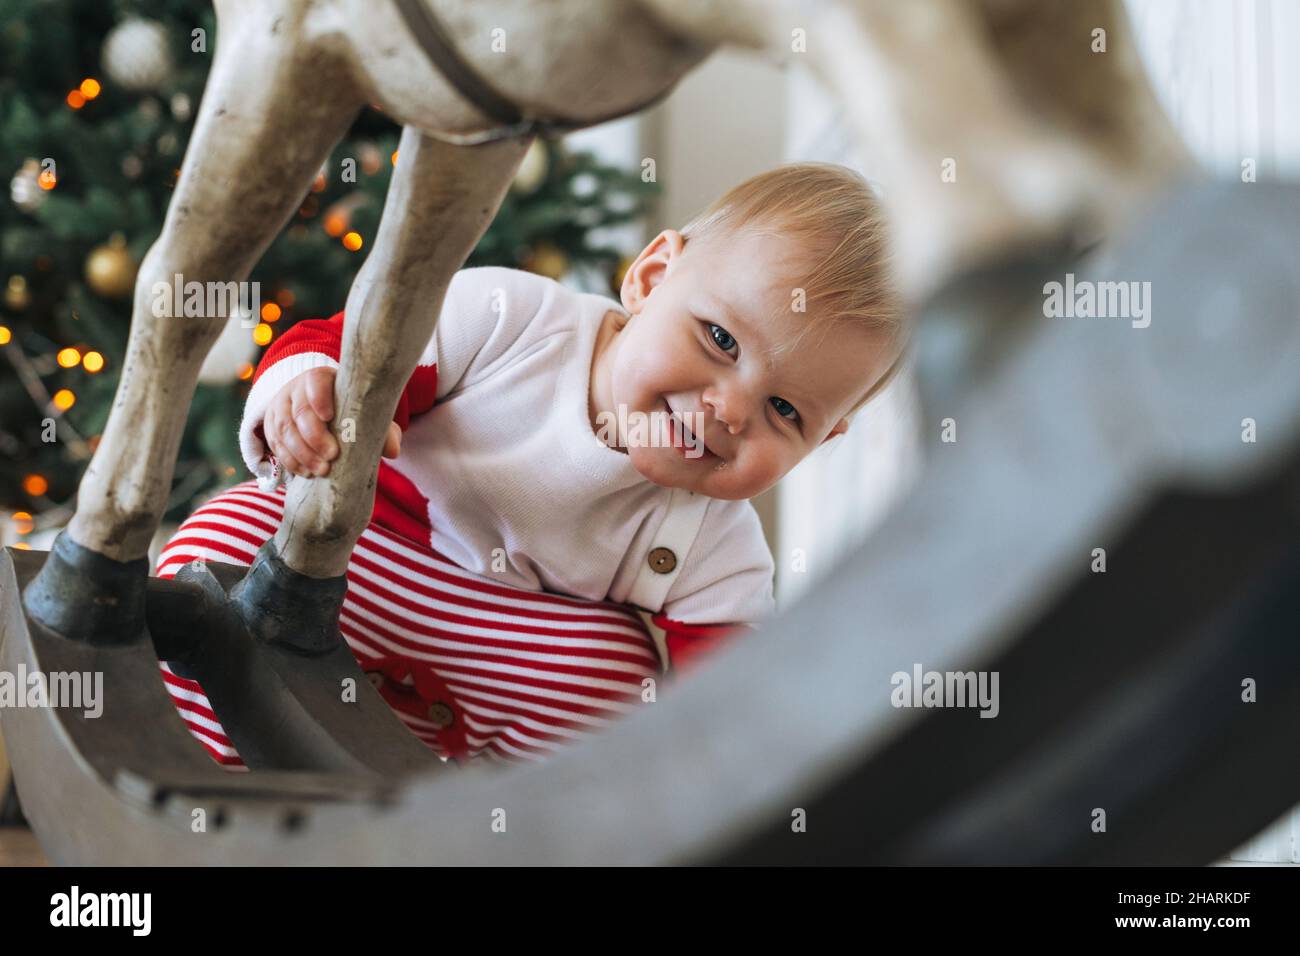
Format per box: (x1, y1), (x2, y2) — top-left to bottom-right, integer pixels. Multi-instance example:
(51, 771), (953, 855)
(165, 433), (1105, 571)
(679, 162), (905, 416)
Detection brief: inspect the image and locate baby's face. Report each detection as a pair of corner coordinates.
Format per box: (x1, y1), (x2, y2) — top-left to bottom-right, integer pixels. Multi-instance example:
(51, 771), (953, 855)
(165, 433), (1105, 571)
(600, 227), (891, 500)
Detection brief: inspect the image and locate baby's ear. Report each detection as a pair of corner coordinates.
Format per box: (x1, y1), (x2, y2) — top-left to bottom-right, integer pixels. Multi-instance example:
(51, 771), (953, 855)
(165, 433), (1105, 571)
(819, 417), (850, 446)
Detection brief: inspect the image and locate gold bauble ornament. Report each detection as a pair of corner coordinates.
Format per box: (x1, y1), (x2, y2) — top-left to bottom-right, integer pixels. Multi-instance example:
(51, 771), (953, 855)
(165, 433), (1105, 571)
(511, 139), (549, 195)
(85, 233), (137, 299)
(4, 275), (31, 310)
(523, 242), (568, 280)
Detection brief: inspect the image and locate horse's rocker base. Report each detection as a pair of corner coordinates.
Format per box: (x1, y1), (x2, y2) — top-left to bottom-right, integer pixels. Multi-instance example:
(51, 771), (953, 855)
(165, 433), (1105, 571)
(174, 544), (446, 777)
(0, 547), (393, 864)
(0, 542), (447, 863)
(19, 541), (439, 776)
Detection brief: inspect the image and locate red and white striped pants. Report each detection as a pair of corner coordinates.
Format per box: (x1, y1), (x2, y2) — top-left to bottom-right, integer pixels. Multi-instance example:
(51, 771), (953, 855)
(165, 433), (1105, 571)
(156, 481), (661, 768)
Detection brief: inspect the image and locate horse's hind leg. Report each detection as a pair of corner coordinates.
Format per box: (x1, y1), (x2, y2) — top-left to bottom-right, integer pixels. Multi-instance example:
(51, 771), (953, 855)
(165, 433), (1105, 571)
(231, 129), (531, 650)
(23, 6), (364, 641)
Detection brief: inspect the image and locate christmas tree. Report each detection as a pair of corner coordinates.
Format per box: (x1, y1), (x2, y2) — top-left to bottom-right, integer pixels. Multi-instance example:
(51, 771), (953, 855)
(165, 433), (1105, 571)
(0, 0), (655, 536)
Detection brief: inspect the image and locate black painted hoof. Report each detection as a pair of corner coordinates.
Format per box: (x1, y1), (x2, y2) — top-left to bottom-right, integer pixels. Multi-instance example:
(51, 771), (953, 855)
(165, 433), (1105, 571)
(21, 531), (148, 645)
(229, 540), (347, 655)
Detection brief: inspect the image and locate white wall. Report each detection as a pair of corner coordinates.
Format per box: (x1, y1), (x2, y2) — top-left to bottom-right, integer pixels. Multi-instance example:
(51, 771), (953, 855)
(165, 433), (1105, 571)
(1127, 0), (1300, 178)
(640, 51), (788, 231)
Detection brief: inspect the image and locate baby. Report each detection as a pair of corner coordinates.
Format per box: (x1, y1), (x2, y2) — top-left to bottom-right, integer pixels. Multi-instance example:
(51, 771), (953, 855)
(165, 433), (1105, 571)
(155, 162), (902, 766)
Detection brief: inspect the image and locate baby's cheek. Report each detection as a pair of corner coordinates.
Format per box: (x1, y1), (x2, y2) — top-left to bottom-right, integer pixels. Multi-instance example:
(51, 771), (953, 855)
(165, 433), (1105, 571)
(733, 447), (786, 497)
(612, 353), (654, 401)
(637, 347), (685, 387)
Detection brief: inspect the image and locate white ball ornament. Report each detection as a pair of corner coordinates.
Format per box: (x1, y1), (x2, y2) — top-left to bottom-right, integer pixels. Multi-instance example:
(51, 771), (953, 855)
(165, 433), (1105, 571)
(103, 19), (175, 93)
(9, 159), (45, 213)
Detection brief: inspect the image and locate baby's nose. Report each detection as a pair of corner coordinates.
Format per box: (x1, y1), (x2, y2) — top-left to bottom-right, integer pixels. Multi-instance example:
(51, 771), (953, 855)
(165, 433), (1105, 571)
(712, 403), (743, 434)
(707, 392), (746, 434)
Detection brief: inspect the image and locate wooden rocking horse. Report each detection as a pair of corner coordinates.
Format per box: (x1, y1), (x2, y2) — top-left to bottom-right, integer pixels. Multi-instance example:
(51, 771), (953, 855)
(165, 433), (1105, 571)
(3, 0), (1299, 864)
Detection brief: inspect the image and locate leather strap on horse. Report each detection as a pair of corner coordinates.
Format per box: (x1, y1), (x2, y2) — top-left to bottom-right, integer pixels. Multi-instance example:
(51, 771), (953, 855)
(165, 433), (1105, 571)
(392, 0), (683, 144)
(392, 0), (524, 133)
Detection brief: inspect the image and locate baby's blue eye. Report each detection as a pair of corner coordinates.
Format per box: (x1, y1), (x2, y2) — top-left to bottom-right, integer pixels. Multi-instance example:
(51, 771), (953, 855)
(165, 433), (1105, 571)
(770, 396), (800, 422)
(708, 323), (738, 354)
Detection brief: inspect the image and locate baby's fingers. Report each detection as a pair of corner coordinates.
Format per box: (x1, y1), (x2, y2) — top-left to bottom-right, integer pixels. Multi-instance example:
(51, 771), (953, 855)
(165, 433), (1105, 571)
(264, 414), (310, 478)
(291, 397), (339, 462)
(271, 447), (311, 479)
(303, 367), (336, 422)
(275, 417), (331, 477)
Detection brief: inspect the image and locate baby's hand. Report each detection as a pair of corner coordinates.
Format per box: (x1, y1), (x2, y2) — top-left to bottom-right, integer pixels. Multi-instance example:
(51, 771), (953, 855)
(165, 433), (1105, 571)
(263, 366), (401, 478)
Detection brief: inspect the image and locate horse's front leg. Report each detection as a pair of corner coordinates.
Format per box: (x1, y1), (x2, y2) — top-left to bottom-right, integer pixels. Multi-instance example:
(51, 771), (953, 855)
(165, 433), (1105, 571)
(230, 129), (531, 649)
(24, 4), (364, 641)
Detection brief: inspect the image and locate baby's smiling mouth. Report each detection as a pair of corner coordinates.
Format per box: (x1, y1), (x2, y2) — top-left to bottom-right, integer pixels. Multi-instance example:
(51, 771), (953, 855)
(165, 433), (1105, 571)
(664, 401), (720, 461)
